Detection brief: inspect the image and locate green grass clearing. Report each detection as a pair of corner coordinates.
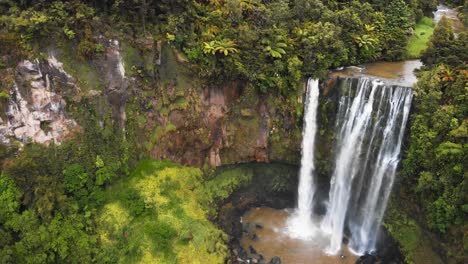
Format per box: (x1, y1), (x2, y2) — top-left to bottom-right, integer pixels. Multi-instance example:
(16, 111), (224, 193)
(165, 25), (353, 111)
(406, 17), (435, 59)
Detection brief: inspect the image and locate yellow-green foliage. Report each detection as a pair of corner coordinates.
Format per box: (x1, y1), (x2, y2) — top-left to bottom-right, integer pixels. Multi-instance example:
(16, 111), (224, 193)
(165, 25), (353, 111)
(197, 167), (253, 217)
(96, 160), (229, 264)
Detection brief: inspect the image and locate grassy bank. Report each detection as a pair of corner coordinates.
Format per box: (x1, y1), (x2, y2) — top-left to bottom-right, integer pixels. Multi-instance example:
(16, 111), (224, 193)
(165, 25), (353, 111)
(406, 17), (435, 58)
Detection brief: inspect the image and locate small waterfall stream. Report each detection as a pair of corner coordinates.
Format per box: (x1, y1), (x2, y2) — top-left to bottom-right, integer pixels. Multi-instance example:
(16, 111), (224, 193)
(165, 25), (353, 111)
(288, 77), (413, 256)
(287, 78), (320, 239)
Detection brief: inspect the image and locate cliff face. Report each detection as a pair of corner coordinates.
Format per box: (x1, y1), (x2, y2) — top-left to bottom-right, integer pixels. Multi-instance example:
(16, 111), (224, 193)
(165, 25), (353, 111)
(0, 40), (303, 167)
(0, 38), (129, 145)
(138, 44), (303, 167)
(0, 57), (79, 144)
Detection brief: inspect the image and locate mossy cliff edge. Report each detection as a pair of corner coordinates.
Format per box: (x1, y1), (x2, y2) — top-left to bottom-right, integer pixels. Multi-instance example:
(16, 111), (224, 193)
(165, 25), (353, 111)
(0, 39), (307, 167)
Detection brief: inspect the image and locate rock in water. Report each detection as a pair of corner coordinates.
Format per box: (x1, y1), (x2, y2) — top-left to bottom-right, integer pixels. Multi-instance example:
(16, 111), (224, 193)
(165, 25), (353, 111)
(249, 245), (257, 254)
(355, 254), (378, 264)
(269, 256), (281, 264)
(251, 233), (258, 241)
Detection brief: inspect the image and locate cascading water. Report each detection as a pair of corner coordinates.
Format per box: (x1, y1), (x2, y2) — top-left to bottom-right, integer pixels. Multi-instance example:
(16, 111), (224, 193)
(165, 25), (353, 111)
(287, 78), (320, 239)
(320, 78), (381, 254)
(287, 77), (413, 256)
(321, 78), (413, 255)
(346, 80), (413, 254)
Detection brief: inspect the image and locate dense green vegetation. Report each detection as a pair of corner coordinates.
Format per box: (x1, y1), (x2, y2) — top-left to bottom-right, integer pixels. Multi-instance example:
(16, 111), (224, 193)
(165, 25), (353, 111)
(95, 160), (236, 264)
(0, 147), (277, 264)
(0, 112), (130, 263)
(398, 16), (468, 263)
(1, 0), (438, 89)
(385, 202), (444, 264)
(0, 0), (467, 264)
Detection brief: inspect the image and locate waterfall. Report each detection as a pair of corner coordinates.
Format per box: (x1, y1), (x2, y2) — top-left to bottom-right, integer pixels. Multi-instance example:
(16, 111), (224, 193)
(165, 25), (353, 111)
(287, 77), (413, 256)
(320, 78), (380, 254)
(320, 78), (413, 255)
(287, 78), (320, 239)
(347, 80), (413, 254)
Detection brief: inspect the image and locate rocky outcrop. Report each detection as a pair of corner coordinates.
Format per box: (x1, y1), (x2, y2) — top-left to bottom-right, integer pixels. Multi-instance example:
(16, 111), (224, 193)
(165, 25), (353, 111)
(255, 97), (270, 163)
(0, 37), (131, 145)
(0, 57), (79, 144)
(204, 82), (243, 167)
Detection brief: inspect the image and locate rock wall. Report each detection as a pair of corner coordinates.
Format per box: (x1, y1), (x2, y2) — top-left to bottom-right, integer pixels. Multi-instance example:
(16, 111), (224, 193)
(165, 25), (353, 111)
(0, 37), (131, 145)
(132, 44), (303, 167)
(0, 40), (303, 167)
(95, 38), (128, 128)
(0, 57), (79, 144)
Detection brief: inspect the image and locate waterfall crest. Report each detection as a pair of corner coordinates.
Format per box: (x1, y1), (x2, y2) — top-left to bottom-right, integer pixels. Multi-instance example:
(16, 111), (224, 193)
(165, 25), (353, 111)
(287, 78), (320, 239)
(288, 77), (413, 256)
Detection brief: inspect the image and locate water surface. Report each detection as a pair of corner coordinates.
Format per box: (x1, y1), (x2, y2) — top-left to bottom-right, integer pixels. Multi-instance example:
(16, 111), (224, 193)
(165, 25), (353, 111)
(434, 4), (464, 33)
(240, 208), (358, 264)
(333, 60), (422, 87)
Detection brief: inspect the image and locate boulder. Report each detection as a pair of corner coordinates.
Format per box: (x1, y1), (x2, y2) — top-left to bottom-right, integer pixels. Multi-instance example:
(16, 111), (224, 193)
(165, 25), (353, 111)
(249, 245), (257, 254)
(355, 254), (378, 264)
(269, 256), (281, 264)
(250, 233), (258, 241)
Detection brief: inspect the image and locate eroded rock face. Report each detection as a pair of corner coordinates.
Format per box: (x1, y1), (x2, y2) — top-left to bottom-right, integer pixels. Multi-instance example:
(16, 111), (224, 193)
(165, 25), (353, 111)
(201, 81), (275, 166)
(145, 45), (303, 167)
(95, 39), (128, 128)
(204, 84), (232, 167)
(0, 57), (79, 144)
(0, 38), (131, 145)
(0, 40), (301, 166)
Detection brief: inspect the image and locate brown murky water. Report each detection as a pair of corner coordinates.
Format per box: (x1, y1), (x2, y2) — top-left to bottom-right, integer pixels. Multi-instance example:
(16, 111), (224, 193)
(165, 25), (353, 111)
(240, 207), (358, 264)
(330, 4), (465, 88)
(332, 60), (422, 87)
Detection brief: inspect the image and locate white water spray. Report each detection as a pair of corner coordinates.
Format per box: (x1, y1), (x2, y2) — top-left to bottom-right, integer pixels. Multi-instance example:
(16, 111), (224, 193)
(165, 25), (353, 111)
(287, 77), (413, 256)
(348, 84), (413, 254)
(320, 79), (380, 254)
(321, 78), (413, 255)
(287, 78), (320, 239)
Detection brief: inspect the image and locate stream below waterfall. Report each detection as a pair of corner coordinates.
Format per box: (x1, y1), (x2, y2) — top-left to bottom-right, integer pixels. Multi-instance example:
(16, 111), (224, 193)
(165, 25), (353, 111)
(241, 208), (358, 264)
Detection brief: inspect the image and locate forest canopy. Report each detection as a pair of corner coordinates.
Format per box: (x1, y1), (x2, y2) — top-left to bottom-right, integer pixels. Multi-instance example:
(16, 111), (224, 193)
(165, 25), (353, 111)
(0, 0), (467, 263)
(1, 0), (440, 90)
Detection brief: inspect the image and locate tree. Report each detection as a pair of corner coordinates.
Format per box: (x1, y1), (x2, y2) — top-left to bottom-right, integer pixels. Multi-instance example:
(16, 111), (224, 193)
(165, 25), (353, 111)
(63, 164), (89, 194)
(421, 16), (455, 66)
(295, 22), (348, 77)
(403, 63), (467, 260)
(0, 174), (22, 223)
(203, 39), (239, 56)
(381, 0), (414, 60)
(262, 35), (287, 59)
